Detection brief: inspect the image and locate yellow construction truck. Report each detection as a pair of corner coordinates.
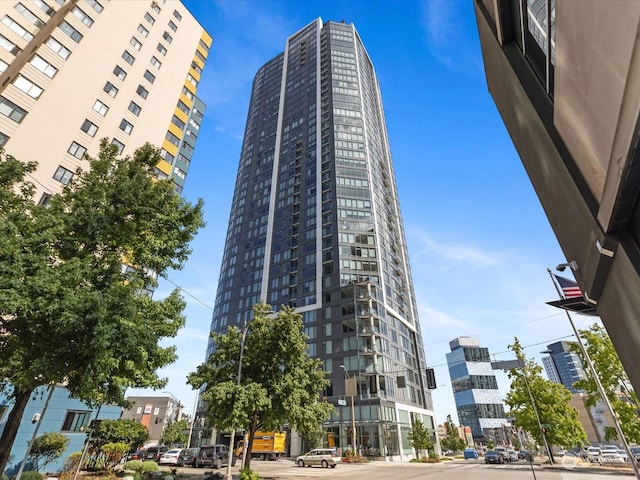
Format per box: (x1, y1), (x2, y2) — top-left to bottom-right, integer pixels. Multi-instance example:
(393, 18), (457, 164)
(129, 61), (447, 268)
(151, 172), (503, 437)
(235, 431), (287, 461)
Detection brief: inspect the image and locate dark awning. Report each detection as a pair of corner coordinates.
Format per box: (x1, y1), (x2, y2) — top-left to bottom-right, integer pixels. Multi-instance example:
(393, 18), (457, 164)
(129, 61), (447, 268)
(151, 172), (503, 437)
(546, 297), (599, 316)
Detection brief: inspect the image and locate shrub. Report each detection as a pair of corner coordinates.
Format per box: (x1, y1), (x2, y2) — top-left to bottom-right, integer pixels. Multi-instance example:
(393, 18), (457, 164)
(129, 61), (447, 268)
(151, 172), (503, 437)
(19, 472), (43, 480)
(140, 461), (159, 473)
(122, 460), (144, 472)
(239, 467), (261, 480)
(3, 473), (9, 480)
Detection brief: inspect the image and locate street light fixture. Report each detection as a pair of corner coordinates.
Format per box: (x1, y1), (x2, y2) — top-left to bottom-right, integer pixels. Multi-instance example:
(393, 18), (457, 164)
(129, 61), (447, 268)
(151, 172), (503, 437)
(340, 365), (357, 454)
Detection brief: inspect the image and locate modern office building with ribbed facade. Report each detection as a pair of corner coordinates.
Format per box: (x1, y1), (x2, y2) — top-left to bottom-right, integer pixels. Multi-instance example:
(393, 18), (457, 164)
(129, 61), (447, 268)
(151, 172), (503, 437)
(203, 18), (435, 460)
(0, 1), (210, 474)
(0, 0), (210, 199)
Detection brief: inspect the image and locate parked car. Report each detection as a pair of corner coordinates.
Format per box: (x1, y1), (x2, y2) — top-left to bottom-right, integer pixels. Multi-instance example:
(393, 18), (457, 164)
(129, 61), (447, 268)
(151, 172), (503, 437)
(583, 446), (601, 462)
(518, 450), (530, 460)
(507, 450), (518, 462)
(484, 450), (504, 464)
(463, 448), (479, 460)
(194, 444), (234, 469)
(494, 446), (509, 462)
(126, 449), (145, 461)
(295, 448), (340, 468)
(599, 450), (627, 464)
(177, 448), (200, 467)
(144, 446), (169, 462)
(158, 449), (183, 465)
(629, 446), (640, 463)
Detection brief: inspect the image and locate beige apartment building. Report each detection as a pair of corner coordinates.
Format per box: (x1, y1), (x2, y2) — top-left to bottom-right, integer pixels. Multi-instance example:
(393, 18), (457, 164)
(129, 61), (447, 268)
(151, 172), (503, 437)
(0, 0), (211, 201)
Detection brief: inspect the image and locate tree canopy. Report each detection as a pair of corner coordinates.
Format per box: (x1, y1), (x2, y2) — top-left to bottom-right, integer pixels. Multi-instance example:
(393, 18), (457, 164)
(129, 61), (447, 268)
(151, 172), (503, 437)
(572, 324), (640, 443)
(161, 419), (189, 447)
(504, 338), (586, 449)
(0, 142), (204, 474)
(407, 419), (433, 458)
(440, 415), (466, 453)
(188, 303), (333, 469)
(28, 432), (69, 472)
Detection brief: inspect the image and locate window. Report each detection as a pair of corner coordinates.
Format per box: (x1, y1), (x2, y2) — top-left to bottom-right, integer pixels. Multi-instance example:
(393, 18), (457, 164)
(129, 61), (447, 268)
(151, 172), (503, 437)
(14, 3), (44, 28)
(156, 43), (167, 56)
(119, 118), (133, 134)
(151, 2), (161, 14)
(30, 55), (57, 78)
(80, 119), (98, 137)
(176, 100), (189, 115)
(2, 15), (33, 41)
(168, 20), (176, 32)
(53, 165), (74, 185)
(71, 6), (93, 27)
(37, 193), (51, 206)
(32, 0), (54, 17)
(150, 56), (161, 69)
(199, 38), (210, 53)
(128, 101), (141, 116)
(144, 12), (155, 25)
(46, 36), (70, 59)
(14, 75), (43, 98)
(171, 115), (185, 130)
(59, 20), (82, 43)
(15, 3), (44, 27)
(61, 410), (90, 431)
(173, 9), (182, 21)
(136, 85), (148, 99)
(67, 141), (86, 159)
(0, 96), (27, 123)
(143, 70), (155, 83)
(113, 65), (126, 80)
(0, 34), (22, 55)
(86, 0), (104, 14)
(103, 81), (118, 97)
(0, 131), (8, 146)
(173, 166), (186, 179)
(130, 36), (142, 51)
(165, 131), (179, 147)
(195, 49), (206, 63)
(181, 86), (194, 101)
(93, 99), (108, 116)
(137, 24), (148, 37)
(111, 138), (125, 154)
(121, 50), (135, 65)
(186, 73), (197, 87)
(160, 148), (173, 162)
(190, 61), (202, 75)
(0, 59), (7, 73)
(162, 31), (172, 43)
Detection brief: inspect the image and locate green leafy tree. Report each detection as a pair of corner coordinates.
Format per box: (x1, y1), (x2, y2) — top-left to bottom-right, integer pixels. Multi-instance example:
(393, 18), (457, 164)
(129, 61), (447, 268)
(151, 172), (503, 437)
(504, 338), (587, 450)
(86, 418), (150, 468)
(407, 419), (433, 458)
(161, 419), (189, 447)
(572, 324), (640, 443)
(188, 304), (333, 470)
(0, 142), (204, 474)
(440, 415), (466, 453)
(28, 432), (70, 472)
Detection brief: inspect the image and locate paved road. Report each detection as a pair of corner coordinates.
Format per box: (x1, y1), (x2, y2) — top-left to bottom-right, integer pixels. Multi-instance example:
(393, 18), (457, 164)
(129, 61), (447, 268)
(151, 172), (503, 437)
(177, 458), (633, 480)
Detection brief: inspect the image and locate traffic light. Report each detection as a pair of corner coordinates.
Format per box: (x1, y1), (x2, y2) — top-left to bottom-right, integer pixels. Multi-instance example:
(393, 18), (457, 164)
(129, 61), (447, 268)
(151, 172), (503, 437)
(426, 368), (437, 390)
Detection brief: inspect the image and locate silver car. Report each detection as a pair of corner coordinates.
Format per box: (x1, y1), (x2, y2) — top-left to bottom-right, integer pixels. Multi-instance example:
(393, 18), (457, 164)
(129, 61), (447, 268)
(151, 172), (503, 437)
(296, 448), (340, 468)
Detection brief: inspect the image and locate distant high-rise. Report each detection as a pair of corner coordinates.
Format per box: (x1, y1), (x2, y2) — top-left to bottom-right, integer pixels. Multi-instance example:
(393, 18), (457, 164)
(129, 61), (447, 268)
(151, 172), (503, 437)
(204, 18), (435, 459)
(541, 341), (586, 393)
(446, 336), (506, 441)
(0, 0), (210, 199)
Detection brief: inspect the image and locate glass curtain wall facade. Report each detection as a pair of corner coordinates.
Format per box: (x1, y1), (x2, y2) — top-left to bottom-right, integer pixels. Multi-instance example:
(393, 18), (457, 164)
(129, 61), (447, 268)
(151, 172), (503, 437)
(205, 18), (435, 459)
(446, 337), (506, 441)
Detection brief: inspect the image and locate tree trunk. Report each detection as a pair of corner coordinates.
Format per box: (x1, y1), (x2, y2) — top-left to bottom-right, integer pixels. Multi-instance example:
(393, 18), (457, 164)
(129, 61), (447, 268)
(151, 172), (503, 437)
(0, 388), (33, 475)
(244, 414), (258, 470)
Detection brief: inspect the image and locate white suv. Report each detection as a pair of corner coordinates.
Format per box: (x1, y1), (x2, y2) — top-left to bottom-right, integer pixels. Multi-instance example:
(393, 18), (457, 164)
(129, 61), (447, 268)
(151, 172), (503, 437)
(296, 448), (341, 468)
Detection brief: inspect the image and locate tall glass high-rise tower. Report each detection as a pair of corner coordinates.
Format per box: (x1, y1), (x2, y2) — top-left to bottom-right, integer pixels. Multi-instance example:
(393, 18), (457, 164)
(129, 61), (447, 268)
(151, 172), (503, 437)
(205, 18), (435, 459)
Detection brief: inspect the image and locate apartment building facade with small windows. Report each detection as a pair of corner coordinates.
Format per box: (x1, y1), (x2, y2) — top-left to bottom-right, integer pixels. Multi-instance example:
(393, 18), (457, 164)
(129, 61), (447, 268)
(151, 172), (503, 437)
(0, 1), (210, 474)
(0, 0), (210, 200)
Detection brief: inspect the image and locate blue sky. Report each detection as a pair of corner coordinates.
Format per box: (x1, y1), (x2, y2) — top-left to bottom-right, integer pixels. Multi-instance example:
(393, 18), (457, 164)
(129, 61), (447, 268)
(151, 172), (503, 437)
(129, 0), (596, 426)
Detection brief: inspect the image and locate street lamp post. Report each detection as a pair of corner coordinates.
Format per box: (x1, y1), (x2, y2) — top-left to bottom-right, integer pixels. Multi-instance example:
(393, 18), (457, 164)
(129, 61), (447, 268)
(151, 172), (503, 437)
(340, 365), (357, 454)
(225, 322), (249, 480)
